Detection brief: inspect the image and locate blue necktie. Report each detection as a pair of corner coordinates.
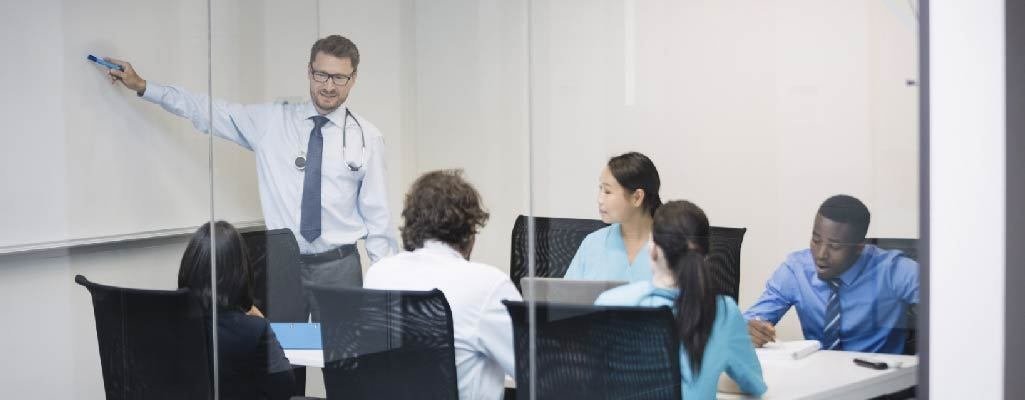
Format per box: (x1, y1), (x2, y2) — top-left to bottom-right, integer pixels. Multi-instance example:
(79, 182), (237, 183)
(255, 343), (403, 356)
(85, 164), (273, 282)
(822, 278), (843, 350)
(300, 116), (330, 243)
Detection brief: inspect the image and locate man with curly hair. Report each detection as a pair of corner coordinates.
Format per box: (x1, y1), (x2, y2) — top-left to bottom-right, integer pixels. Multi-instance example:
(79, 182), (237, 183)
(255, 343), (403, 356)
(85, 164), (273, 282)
(365, 169), (521, 400)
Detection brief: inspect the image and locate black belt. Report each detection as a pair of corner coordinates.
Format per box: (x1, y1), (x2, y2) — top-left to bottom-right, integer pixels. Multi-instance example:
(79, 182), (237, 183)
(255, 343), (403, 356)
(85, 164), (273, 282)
(300, 244), (358, 264)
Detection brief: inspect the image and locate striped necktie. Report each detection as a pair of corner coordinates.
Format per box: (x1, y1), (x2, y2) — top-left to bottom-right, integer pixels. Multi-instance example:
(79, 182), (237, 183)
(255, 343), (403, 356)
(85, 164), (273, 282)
(822, 278), (843, 350)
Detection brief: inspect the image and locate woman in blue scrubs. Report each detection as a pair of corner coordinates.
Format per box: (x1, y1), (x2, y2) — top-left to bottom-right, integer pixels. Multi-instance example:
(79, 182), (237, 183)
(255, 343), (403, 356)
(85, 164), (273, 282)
(595, 201), (767, 399)
(563, 152), (662, 282)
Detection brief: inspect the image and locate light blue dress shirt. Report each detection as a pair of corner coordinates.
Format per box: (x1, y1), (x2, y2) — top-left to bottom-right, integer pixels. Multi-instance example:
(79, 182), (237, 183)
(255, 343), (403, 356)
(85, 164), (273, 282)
(563, 224), (652, 282)
(743, 245), (919, 354)
(140, 83), (397, 259)
(596, 281), (767, 399)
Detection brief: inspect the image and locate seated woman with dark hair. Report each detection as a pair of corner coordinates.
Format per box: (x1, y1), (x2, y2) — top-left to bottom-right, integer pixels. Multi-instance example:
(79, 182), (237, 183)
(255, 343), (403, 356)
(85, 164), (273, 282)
(564, 152), (663, 282)
(596, 201), (766, 399)
(179, 221), (294, 400)
(364, 170), (522, 400)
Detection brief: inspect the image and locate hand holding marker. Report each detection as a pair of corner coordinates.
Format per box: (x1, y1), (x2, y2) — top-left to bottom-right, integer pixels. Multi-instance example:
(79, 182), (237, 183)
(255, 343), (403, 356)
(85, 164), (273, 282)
(87, 55), (123, 71)
(89, 55), (146, 93)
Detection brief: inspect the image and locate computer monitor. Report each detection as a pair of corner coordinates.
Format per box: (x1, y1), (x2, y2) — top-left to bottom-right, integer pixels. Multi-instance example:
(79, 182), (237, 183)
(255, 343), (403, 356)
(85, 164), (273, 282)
(519, 277), (629, 305)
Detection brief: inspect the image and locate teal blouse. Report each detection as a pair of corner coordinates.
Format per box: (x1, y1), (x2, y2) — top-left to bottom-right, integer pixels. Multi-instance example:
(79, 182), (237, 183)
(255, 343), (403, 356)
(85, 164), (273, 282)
(596, 281), (768, 399)
(563, 224), (653, 282)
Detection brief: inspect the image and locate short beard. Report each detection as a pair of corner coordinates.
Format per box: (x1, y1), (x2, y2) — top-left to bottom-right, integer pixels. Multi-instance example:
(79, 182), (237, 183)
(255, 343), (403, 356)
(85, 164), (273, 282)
(310, 89), (344, 113)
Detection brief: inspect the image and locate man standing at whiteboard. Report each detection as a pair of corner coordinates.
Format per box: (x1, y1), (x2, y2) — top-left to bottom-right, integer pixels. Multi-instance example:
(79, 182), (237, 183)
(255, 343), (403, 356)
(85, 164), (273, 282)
(106, 35), (396, 321)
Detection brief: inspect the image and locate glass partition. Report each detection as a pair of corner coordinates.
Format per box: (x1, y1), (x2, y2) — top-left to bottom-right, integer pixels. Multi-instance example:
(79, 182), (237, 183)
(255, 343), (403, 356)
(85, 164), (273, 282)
(209, 0), (529, 397)
(207, 0), (319, 397)
(0, 0), (923, 399)
(0, 0), (220, 398)
(526, 0), (921, 399)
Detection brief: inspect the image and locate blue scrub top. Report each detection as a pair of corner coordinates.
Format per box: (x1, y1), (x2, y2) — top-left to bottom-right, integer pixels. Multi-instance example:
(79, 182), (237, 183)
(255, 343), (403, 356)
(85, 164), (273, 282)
(563, 224), (653, 282)
(596, 281), (768, 399)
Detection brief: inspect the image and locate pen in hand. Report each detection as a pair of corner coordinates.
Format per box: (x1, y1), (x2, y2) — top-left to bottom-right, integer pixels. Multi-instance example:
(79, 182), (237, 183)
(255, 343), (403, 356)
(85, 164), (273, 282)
(748, 315), (777, 347)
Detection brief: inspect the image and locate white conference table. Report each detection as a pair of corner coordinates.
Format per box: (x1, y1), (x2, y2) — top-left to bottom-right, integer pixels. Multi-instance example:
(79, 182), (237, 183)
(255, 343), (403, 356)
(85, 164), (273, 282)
(284, 349), (917, 399)
(284, 349), (517, 389)
(717, 350), (917, 400)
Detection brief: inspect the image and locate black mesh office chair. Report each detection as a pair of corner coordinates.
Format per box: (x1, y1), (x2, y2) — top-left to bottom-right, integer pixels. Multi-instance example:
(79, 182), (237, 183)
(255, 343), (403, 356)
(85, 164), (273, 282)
(242, 229), (306, 322)
(503, 301), (681, 400)
(242, 229), (311, 398)
(310, 287), (459, 400)
(867, 238), (919, 262)
(866, 237), (920, 356)
(75, 275), (213, 400)
(509, 215), (609, 291)
(509, 215), (748, 300)
(707, 226), (747, 301)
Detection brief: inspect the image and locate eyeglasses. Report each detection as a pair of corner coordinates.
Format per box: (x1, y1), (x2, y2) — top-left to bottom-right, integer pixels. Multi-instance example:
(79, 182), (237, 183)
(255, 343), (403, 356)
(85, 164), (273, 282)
(310, 69), (353, 86)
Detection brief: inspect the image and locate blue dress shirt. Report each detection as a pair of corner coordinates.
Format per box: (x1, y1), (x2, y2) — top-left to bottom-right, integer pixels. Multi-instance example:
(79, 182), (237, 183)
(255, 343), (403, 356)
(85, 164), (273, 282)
(563, 224), (652, 282)
(596, 281), (767, 399)
(140, 83), (397, 259)
(743, 245), (919, 354)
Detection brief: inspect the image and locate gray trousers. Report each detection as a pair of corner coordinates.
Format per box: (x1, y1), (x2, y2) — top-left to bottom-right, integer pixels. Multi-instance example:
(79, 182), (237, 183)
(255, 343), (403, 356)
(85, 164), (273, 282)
(300, 246), (363, 322)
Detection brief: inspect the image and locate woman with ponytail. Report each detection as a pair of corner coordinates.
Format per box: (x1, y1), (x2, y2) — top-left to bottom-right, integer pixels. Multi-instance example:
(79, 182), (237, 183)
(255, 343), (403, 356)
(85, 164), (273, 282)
(596, 201), (767, 399)
(564, 152), (663, 282)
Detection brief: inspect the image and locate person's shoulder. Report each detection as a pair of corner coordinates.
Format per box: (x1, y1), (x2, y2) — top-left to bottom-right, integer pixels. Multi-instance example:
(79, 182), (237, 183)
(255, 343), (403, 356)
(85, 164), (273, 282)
(368, 252), (401, 270)
(269, 97), (304, 113)
(262, 99), (312, 126)
(364, 251), (414, 281)
(781, 248), (814, 271)
(581, 224), (615, 245)
(219, 310), (270, 341)
(346, 108), (384, 139)
(715, 295), (743, 316)
(595, 281), (652, 306)
(712, 296), (750, 331)
(433, 260), (519, 306)
(462, 260), (514, 286)
(864, 245), (920, 281)
(866, 245), (919, 268)
(374, 250), (413, 266)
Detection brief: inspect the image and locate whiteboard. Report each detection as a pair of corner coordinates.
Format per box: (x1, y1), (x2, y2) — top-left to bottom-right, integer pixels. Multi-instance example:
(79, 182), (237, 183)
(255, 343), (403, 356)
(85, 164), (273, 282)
(0, 0), (319, 250)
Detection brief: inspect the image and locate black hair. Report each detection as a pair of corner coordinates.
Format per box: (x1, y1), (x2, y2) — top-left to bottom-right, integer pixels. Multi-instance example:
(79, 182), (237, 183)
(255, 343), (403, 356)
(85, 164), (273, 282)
(817, 194), (871, 241)
(652, 200), (714, 373)
(607, 152), (662, 217)
(178, 221), (254, 312)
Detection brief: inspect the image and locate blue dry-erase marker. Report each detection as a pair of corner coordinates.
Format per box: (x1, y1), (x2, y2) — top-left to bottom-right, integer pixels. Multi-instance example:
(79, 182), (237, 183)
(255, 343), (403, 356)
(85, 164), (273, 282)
(87, 55), (124, 71)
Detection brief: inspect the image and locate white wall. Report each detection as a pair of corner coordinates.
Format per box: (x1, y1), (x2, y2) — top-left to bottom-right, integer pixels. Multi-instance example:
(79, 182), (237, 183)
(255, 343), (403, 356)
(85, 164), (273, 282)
(929, 0), (1005, 398)
(411, 0), (530, 269)
(529, 0), (919, 340)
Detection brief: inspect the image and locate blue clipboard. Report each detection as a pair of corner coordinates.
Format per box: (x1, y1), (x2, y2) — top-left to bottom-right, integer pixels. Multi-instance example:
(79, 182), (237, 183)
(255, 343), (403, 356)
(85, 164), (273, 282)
(270, 323), (323, 350)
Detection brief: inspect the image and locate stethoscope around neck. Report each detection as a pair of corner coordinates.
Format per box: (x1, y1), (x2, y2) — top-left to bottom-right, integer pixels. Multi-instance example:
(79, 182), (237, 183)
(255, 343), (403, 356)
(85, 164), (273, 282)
(294, 108), (366, 172)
